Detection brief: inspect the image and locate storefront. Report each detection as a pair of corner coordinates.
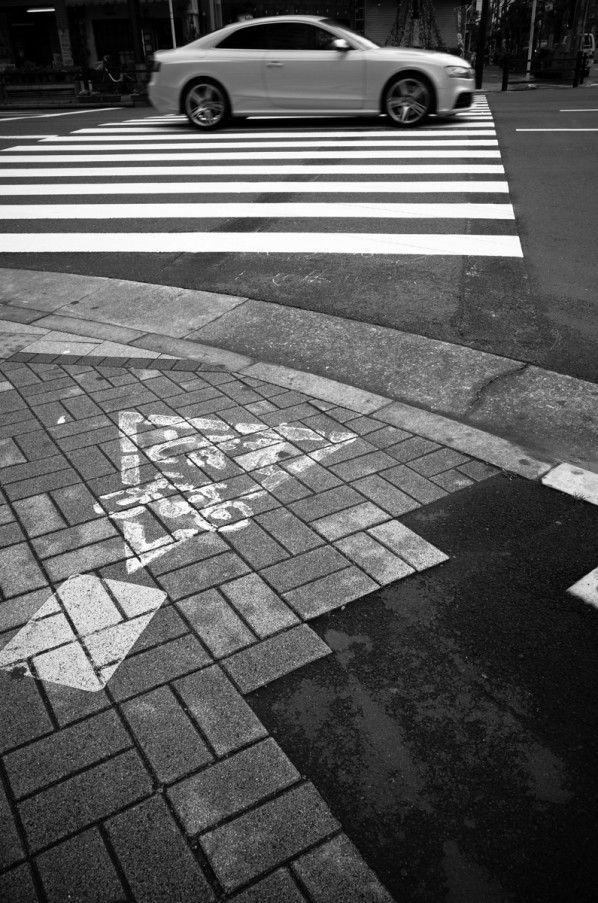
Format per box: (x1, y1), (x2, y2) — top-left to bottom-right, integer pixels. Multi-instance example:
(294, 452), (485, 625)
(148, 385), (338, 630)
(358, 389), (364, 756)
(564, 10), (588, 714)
(0, 0), (462, 78)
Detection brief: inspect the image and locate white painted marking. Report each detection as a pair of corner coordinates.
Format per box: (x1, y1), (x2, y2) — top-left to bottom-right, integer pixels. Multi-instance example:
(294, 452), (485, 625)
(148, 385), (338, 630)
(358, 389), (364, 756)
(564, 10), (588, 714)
(1, 150), (501, 162)
(57, 129), (498, 140)
(0, 181), (510, 196)
(542, 463), (598, 505)
(0, 109), (117, 122)
(37, 138), (499, 149)
(0, 232), (524, 256)
(0, 135), (58, 140)
(0, 202), (515, 220)
(75, 125), (497, 135)
(567, 567), (598, 609)
(559, 108), (598, 111)
(102, 411), (358, 572)
(0, 164), (505, 178)
(516, 128), (598, 131)
(0, 575), (167, 691)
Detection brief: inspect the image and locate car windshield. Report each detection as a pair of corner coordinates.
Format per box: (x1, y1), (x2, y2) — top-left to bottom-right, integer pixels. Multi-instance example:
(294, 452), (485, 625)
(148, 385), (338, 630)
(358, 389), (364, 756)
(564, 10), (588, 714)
(320, 19), (380, 49)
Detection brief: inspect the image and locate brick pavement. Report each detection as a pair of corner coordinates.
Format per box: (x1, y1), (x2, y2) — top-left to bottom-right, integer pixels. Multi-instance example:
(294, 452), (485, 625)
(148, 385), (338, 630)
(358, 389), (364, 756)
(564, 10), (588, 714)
(0, 353), (500, 902)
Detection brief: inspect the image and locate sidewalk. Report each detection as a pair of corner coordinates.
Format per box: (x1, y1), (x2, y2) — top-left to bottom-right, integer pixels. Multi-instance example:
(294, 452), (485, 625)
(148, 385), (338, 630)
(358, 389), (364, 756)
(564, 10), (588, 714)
(1, 268), (597, 902)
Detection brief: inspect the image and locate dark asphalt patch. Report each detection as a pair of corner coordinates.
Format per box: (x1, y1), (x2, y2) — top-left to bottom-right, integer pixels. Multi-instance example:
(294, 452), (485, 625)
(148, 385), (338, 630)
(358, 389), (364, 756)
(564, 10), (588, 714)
(249, 475), (598, 903)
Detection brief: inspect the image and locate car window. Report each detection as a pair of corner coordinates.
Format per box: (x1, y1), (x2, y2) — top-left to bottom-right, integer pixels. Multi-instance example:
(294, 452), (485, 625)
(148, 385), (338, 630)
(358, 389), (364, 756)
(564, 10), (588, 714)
(266, 23), (340, 51)
(214, 22), (340, 51)
(215, 24), (271, 50)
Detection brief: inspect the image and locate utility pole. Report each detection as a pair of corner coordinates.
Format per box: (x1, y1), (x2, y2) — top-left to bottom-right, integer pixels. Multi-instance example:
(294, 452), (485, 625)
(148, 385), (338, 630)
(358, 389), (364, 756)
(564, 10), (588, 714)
(475, 0), (491, 89)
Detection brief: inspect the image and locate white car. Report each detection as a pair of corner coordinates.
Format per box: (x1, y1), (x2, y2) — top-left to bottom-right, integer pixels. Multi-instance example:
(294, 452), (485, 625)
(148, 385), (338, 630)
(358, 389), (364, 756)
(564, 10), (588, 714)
(148, 15), (474, 130)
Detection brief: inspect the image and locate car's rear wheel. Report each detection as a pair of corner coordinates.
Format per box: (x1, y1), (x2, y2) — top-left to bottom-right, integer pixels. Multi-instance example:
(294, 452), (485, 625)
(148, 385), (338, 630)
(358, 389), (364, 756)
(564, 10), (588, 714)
(384, 75), (432, 127)
(183, 79), (229, 130)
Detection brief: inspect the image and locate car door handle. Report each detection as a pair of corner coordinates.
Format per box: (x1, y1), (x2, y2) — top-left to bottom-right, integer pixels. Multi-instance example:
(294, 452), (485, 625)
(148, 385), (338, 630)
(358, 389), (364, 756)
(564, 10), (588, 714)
(266, 62), (284, 68)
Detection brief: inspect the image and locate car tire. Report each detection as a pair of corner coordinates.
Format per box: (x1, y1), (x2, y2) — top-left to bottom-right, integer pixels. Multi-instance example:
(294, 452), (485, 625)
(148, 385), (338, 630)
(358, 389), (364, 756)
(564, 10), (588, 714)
(183, 79), (229, 130)
(383, 74), (432, 128)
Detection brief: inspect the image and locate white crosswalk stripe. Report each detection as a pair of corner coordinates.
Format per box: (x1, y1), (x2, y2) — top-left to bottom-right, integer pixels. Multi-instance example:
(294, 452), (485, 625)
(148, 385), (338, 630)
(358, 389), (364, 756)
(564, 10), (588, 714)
(0, 96), (522, 258)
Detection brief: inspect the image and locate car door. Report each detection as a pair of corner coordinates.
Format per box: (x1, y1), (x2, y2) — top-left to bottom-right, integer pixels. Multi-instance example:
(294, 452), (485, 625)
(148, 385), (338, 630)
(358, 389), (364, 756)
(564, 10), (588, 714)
(211, 23), (270, 112)
(262, 22), (365, 110)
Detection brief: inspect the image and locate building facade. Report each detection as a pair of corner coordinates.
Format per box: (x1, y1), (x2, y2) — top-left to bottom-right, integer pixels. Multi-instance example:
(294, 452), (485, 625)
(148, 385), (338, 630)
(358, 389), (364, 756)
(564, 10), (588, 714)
(0, 0), (464, 75)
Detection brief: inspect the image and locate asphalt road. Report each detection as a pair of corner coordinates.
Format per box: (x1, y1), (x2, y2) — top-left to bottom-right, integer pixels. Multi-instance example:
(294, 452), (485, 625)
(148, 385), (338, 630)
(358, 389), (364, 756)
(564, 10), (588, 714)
(251, 473), (598, 903)
(0, 92), (596, 384)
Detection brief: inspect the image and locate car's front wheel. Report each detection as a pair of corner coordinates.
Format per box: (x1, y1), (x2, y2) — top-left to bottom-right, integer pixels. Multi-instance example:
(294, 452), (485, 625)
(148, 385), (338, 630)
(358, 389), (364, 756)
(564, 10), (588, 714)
(384, 75), (432, 127)
(183, 79), (229, 130)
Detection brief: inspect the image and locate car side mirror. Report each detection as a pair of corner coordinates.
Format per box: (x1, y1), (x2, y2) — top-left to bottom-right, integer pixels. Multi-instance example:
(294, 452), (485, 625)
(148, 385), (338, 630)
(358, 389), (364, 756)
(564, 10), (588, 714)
(330, 39), (351, 52)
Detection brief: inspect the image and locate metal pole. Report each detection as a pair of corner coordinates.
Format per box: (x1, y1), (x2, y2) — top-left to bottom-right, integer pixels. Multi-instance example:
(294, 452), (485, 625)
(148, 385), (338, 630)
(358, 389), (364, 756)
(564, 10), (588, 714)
(526, 0), (538, 81)
(474, 0), (491, 89)
(168, 0), (177, 48)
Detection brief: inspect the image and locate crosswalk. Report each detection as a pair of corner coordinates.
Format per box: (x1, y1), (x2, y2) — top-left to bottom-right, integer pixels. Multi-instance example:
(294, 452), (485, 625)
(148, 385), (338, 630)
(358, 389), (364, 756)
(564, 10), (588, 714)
(0, 97), (523, 257)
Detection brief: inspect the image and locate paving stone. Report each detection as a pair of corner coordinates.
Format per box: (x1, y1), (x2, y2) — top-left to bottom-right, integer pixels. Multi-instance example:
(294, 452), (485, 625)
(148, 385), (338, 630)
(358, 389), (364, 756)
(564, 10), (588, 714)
(0, 417), (41, 442)
(18, 748), (152, 851)
(0, 587), (51, 634)
(51, 482), (103, 526)
(32, 401), (73, 428)
(458, 460), (501, 481)
(0, 543), (48, 599)
(0, 862), (40, 903)
(48, 414), (112, 441)
(0, 780), (24, 870)
(0, 453), (70, 486)
(289, 485), (363, 523)
(4, 467), (81, 502)
(201, 782), (338, 892)
(21, 375), (77, 398)
(310, 437), (377, 468)
(32, 517), (117, 559)
(284, 454), (342, 491)
(283, 566), (378, 620)
(175, 665), (267, 757)
(177, 589), (256, 658)
(0, 503), (14, 525)
(256, 507), (324, 555)
(311, 502), (389, 541)
(351, 473), (421, 517)
(408, 446), (470, 477)
(335, 533), (415, 585)
(369, 521), (449, 570)
(0, 437), (26, 467)
(158, 552), (251, 601)
(169, 737), (299, 834)
(43, 679), (111, 727)
(291, 833), (395, 903)
(221, 573), (299, 637)
(223, 624), (330, 693)
(381, 464), (449, 504)
(231, 868), (308, 903)
(107, 796), (215, 903)
(432, 469), (475, 492)
(64, 445), (116, 480)
(122, 685), (213, 783)
(224, 519), (290, 569)
(361, 424), (413, 448)
(108, 633), (212, 702)
(13, 493), (67, 538)
(44, 535), (132, 582)
(262, 403), (321, 426)
(60, 393), (103, 420)
(122, 604), (188, 654)
(329, 450), (398, 482)
(4, 709), (131, 799)
(54, 424), (120, 452)
(385, 435), (441, 463)
(15, 429), (60, 462)
(0, 520), (24, 547)
(261, 545), (350, 593)
(36, 828), (125, 903)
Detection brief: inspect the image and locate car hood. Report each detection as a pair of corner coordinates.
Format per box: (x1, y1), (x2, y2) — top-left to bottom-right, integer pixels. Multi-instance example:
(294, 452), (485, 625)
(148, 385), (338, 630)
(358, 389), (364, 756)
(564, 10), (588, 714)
(370, 47), (468, 67)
